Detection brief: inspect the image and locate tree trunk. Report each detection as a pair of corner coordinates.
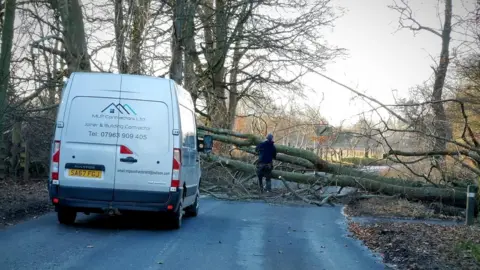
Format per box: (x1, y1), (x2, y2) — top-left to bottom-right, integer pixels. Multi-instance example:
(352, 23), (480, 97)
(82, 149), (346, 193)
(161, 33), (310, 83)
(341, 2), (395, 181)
(226, 23), (245, 130)
(198, 125), (469, 207)
(208, 0), (229, 128)
(48, 26), (63, 119)
(208, 96), (228, 128)
(0, 1), (4, 34)
(10, 120), (21, 179)
(240, 147), (315, 169)
(169, 0), (186, 84)
(0, 0), (16, 179)
(23, 139), (30, 182)
(227, 73), (239, 130)
(432, 0), (453, 151)
(198, 126), (466, 189)
(198, 0), (247, 129)
(50, 0), (91, 74)
(57, 39), (66, 97)
(114, 0), (129, 73)
(0, 0), (15, 114)
(183, 0), (197, 97)
(129, 0), (151, 75)
(205, 154), (467, 207)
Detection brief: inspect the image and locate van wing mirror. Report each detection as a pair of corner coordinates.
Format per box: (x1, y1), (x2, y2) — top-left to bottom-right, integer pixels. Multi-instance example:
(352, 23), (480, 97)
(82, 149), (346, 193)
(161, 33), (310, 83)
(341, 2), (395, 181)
(198, 135), (213, 153)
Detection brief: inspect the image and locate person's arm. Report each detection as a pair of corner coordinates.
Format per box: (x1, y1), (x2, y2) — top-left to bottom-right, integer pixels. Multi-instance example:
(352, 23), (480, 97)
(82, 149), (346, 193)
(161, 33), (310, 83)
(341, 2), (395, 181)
(254, 143), (261, 165)
(273, 145), (277, 159)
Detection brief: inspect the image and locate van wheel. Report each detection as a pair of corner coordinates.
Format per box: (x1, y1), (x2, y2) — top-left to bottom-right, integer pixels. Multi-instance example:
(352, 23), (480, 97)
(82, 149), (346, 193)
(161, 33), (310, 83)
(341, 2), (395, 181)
(186, 192), (199, 217)
(58, 208), (77, 225)
(170, 201), (183, 230)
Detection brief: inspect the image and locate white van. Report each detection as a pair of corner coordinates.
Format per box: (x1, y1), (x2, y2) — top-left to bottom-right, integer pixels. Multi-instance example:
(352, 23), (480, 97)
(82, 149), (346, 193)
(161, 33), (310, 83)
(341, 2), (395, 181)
(48, 72), (210, 229)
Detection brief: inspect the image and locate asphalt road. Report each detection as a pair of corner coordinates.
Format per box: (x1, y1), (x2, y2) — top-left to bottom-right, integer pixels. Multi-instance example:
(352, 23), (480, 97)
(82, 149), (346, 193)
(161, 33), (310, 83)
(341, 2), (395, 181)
(0, 197), (385, 270)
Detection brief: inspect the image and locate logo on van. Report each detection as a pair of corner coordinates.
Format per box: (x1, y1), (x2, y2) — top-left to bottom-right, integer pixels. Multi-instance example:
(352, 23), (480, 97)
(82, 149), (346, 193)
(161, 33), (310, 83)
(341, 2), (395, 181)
(101, 103), (137, 115)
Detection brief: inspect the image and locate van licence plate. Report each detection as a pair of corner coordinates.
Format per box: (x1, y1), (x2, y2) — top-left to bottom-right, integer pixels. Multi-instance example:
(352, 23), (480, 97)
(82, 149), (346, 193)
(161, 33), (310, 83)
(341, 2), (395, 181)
(68, 169), (102, 178)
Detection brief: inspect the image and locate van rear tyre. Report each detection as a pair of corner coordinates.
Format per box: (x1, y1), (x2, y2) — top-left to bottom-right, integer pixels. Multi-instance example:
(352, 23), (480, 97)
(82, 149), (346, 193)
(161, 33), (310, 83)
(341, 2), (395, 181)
(185, 192), (199, 217)
(169, 201), (183, 230)
(57, 208), (77, 225)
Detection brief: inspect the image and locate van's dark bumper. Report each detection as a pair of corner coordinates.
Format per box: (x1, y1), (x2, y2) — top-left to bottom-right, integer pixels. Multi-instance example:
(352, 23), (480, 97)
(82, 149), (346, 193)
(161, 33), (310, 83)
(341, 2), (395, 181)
(49, 185), (182, 213)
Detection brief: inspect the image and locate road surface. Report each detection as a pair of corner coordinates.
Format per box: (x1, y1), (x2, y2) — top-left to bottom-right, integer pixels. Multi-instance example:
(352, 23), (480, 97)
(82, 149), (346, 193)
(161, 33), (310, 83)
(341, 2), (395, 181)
(0, 197), (385, 270)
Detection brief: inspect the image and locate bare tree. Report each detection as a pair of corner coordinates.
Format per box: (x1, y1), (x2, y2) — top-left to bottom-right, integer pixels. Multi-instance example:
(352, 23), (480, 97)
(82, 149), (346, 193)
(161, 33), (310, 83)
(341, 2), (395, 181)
(113, 0), (128, 73)
(0, 0), (17, 170)
(129, 0), (151, 74)
(390, 0), (453, 151)
(191, 0), (343, 129)
(169, 0), (186, 83)
(49, 0), (91, 73)
(86, 0), (170, 75)
(183, 0), (197, 92)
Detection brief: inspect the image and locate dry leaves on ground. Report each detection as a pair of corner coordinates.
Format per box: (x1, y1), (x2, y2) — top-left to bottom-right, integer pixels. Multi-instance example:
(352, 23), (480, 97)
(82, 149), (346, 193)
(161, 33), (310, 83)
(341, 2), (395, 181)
(345, 197), (464, 220)
(0, 180), (52, 228)
(349, 222), (480, 270)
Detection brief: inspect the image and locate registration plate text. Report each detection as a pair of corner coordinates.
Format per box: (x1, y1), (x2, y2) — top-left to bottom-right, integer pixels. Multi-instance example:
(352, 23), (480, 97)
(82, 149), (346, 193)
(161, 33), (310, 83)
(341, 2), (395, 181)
(68, 169), (102, 178)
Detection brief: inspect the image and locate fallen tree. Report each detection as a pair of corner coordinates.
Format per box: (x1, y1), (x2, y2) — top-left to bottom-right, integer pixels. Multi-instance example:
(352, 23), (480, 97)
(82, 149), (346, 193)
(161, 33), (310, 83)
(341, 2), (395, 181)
(199, 126), (438, 187)
(198, 126), (468, 208)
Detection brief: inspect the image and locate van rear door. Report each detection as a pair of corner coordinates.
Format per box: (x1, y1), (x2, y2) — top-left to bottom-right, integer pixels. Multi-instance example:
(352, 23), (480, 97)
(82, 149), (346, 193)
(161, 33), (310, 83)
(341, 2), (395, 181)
(59, 75), (121, 201)
(114, 76), (173, 203)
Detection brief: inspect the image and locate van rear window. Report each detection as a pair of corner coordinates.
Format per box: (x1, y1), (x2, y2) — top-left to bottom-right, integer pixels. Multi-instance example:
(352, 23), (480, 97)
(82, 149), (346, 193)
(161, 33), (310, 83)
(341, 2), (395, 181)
(64, 96), (122, 144)
(116, 99), (170, 154)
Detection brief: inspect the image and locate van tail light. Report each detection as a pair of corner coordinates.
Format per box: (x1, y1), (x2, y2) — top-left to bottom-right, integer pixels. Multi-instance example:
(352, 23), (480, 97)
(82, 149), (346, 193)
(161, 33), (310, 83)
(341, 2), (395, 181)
(170, 148), (181, 192)
(120, 145), (133, 154)
(52, 141), (61, 184)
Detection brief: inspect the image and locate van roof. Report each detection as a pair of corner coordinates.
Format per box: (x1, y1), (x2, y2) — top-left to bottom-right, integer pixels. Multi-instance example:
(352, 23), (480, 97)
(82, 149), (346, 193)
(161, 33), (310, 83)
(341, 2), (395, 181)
(67, 72), (194, 108)
(70, 72), (174, 84)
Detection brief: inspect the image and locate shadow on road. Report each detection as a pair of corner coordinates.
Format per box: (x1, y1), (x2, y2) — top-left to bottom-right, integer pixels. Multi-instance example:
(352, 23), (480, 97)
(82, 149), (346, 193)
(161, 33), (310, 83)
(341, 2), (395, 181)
(69, 212), (195, 231)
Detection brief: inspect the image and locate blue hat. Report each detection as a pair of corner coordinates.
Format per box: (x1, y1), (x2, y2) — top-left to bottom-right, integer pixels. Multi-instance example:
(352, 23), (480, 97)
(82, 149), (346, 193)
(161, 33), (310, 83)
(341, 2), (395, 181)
(266, 133), (274, 141)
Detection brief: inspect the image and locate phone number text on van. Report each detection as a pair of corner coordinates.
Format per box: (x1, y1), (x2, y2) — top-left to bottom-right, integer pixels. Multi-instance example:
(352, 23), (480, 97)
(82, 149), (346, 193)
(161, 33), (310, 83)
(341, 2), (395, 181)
(88, 131), (148, 140)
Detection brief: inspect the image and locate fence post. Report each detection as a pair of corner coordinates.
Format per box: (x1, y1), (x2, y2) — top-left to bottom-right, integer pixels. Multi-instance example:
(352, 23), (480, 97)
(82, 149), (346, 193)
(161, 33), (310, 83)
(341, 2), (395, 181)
(0, 146), (5, 180)
(466, 185), (478, 226)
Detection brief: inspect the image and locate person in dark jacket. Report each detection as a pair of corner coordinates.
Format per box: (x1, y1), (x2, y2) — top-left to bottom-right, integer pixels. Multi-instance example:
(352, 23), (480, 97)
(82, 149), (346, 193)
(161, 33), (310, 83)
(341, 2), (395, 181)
(255, 133), (277, 193)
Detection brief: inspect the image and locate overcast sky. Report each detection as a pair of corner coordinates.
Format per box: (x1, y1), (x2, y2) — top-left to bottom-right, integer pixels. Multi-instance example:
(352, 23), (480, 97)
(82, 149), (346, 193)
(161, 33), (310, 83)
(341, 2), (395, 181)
(300, 0), (476, 127)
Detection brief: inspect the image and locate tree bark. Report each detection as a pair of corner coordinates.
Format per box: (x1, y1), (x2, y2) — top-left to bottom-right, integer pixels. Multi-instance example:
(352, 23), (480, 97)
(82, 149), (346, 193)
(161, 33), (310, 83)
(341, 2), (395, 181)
(23, 139), (29, 181)
(183, 0), (198, 100)
(114, 0), (129, 73)
(129, 0), (151, 74)
(204, 154), (467, 207)
(226, 23), (246, 130)
(169, 0), (186, 84)
(198, 126), (465, 189)
(0, 0), (15, 112)
(48, 28), (62, 119)
(10, 120), (21, 179)
(50, 0), (91, 74)
(0, 0), (16, 178)
(239, 147), (315, 169)
(197, 0), (252, 128)
(198, 125), (472, 207)
(206, 0), (228, 128)
(431, 0), (453, 151)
